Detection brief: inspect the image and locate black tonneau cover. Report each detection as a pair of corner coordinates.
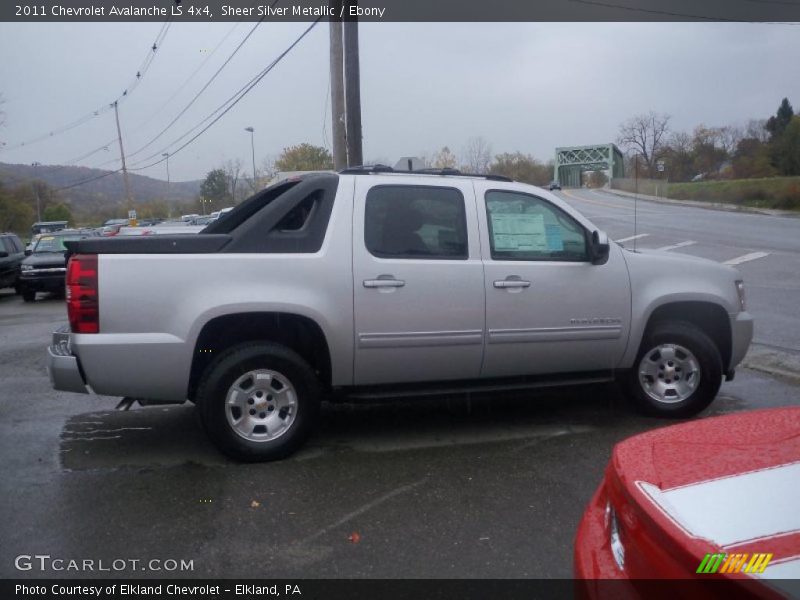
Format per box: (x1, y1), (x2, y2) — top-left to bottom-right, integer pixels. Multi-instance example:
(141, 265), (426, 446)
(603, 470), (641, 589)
(65, 173), (339, 256)
(65, 234), (232, 255)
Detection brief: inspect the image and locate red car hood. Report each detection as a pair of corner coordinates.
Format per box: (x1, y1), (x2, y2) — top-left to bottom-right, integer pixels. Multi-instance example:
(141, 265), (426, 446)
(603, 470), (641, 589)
(611, 407), (800, 584)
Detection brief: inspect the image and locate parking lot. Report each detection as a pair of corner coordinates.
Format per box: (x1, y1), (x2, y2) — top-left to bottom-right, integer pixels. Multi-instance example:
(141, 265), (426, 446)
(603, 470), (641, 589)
(1, 286), (798, 579)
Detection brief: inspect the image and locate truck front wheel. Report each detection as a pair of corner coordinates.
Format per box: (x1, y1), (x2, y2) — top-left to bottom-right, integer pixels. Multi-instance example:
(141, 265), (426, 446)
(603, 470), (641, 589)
(196, 342), (321, 462)
(625, 321), (723, 418)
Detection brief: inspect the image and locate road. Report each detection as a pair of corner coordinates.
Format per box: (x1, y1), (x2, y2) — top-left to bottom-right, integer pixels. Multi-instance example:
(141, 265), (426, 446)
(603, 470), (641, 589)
(557, 187), (800, 359)
(1, 287), (798, 580)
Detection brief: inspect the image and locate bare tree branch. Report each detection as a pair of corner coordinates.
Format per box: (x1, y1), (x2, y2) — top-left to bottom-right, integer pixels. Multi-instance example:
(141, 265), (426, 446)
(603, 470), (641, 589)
(617, 111), (671, 176)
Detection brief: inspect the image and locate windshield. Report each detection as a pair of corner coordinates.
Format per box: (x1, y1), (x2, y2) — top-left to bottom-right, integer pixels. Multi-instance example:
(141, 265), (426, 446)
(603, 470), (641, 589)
(33, 235), (83, 253)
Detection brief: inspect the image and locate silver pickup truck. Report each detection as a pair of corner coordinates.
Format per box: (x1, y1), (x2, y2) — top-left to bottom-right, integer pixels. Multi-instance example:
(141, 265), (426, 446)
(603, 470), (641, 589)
(49, 169), (753, 461)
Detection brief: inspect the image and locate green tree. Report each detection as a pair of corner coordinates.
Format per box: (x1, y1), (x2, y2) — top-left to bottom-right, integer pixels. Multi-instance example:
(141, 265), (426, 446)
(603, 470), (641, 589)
(274, 143), (333, 172)
(766, 98), (794, 141)
(200, 169), (232, 207)
(0, 183), (35, 235)
(732, 137), (776, 179)
(774, 116), (800, 176)
(42, 202), (73, 223)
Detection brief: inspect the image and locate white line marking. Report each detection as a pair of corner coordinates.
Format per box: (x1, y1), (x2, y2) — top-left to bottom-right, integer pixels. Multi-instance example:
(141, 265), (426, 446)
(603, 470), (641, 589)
(615, 233), (650, 243)
(723, 251), (770, 266)
(654, 240), (696, 252)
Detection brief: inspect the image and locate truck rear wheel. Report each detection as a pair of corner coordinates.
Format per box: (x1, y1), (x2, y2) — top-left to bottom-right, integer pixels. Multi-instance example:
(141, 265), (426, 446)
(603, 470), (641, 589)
(625, 321), (722, 418)
(196, 342), (320, 462)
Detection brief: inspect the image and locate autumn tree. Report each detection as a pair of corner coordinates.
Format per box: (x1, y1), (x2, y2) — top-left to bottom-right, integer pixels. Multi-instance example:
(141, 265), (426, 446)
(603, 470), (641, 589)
(461, 137), (492, 174)
(616, 111), (671, 177)
(430, 146), (458, 169)
(223, 159), (243, 203)
(274, 143), (333, 171)
(663, 131), (695, 182)
(489, 153), (552, 186)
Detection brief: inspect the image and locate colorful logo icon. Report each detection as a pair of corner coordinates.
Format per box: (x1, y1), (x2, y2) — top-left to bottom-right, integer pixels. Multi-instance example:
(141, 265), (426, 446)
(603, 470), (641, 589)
(696, 553), (773, 574)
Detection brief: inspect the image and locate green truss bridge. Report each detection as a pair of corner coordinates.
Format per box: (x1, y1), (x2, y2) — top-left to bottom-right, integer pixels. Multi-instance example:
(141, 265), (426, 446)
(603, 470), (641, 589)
(554, 144), (625, 187)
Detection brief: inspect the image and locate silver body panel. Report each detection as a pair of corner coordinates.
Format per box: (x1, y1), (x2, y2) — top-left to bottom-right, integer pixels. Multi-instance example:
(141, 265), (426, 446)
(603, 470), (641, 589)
(49, 173), (753, 401)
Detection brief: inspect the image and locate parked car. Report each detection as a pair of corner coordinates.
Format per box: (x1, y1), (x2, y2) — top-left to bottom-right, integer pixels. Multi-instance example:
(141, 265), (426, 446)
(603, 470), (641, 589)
(0, 233), (25, 292)
(20, 229), (97, 302)
(549, 181), (562, 191)
(49, 169), (752, 461)
(575, 407), (799, 596)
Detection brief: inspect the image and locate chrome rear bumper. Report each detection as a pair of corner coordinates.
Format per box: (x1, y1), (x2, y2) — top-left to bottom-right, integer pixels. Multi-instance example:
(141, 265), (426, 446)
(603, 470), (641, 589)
(47, 326), (88, 394)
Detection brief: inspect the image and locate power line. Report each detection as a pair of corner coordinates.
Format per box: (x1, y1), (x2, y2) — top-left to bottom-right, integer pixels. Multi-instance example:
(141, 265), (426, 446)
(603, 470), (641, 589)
(125, 4), (277, 161)
(135, 22), (243, 131)
(2, 20), (172, 152)
(129, 19), (322, 172)
(48, 17), (247, 178)
(58, 19), (321, 190)
(567, 0), (800, 22)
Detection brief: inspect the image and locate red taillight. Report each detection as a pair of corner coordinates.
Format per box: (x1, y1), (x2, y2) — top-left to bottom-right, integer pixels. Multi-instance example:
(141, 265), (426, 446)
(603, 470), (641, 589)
(66, 254), (99, 334)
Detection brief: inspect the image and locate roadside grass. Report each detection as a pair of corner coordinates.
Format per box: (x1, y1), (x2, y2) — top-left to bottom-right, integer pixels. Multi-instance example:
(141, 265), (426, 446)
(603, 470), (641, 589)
(667, 177), (800, 211)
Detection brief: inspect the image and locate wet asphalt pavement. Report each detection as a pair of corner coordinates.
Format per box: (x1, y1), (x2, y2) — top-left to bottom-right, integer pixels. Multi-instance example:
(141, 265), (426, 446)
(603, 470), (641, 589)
(1, 289), (798, 580)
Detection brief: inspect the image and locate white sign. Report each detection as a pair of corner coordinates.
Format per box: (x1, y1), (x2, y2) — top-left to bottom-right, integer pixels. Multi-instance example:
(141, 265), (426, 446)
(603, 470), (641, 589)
(128, 209), (137, 220)
(656, 161), (665, 172)
(491, 213), (547, 251)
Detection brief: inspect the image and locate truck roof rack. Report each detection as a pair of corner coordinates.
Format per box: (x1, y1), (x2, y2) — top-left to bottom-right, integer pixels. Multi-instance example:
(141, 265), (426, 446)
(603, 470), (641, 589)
(339, 165), (512, 182)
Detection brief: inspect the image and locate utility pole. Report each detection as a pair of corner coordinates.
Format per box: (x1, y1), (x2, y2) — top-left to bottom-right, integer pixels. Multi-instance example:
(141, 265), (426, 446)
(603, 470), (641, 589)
(162, 153), (171, 218)
(245, 126), (257, 190)
(343, 1), (363, 167)
(634, 155), (639, 252)
(113, 101), (134, 219)
(329, 7), (347, 170)
(31, 162), (41, 222)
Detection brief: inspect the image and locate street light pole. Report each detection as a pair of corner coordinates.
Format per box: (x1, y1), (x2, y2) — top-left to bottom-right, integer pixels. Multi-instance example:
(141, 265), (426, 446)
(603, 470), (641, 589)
(245, 126), (256, 191)
(31, 162), (41, 222)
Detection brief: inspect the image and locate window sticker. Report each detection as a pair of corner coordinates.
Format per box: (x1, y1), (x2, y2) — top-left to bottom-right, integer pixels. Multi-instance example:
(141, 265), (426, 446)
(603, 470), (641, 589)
(545, 223), (564, 251)
(491, 213), (547, 251)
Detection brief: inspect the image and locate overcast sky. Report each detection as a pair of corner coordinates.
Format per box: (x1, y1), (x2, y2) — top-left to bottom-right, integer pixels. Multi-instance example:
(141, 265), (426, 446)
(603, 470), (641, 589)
(0, 21), (798, 182)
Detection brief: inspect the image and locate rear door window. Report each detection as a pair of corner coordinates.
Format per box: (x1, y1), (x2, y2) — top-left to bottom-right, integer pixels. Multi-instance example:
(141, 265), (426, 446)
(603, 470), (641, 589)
(365, 185), (468, 259)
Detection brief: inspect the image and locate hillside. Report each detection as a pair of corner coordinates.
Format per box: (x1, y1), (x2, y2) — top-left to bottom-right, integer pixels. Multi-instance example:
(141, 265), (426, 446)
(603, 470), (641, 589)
(0, 161), (202, 215)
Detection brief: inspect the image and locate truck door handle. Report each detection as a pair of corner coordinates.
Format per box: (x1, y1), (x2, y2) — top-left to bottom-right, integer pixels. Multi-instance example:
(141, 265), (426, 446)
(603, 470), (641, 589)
(493, 278), (531, 289)
(363, 278), (405, 288)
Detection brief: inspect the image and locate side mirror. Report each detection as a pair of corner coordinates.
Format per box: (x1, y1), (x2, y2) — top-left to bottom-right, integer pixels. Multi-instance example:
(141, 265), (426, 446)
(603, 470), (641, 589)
(24, 249), (32, 256)
(590, 230), (610, 265)
(0, 251), (8, 258)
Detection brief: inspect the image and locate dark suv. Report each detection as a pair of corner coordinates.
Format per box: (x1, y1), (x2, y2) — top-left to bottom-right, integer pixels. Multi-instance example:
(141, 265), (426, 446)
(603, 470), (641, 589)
(19, 230), (96, 302)
(0, 233), (25, 293)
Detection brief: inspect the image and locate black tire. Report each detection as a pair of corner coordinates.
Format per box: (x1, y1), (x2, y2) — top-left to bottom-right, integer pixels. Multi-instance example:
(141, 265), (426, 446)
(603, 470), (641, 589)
(196, 342), (320, 462)
(624, 321), (722, 418)
(22, 289), (35, 303)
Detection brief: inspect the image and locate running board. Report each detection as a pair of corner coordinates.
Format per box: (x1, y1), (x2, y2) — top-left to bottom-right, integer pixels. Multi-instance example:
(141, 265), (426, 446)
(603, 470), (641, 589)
(338, 373), (615, 401)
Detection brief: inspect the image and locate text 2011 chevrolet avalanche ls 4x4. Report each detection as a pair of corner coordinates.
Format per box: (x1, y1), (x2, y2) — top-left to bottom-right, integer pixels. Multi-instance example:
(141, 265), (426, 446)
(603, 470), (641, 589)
(48, 169), (753, 461)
